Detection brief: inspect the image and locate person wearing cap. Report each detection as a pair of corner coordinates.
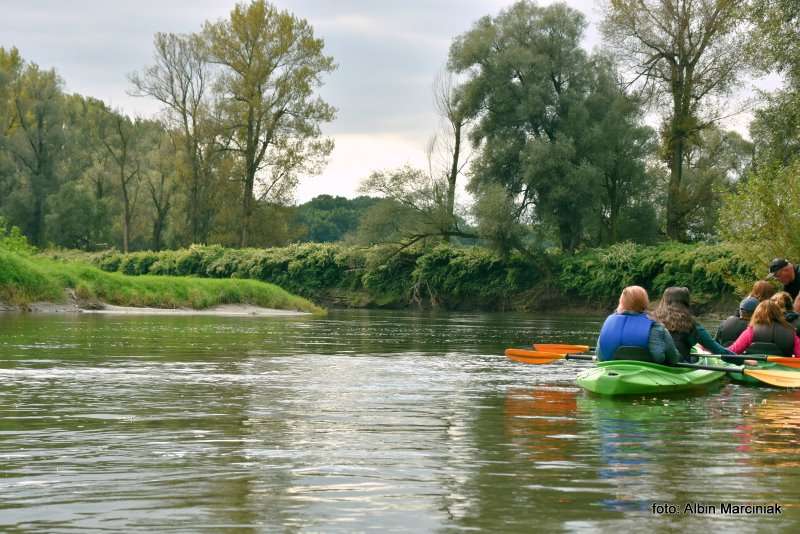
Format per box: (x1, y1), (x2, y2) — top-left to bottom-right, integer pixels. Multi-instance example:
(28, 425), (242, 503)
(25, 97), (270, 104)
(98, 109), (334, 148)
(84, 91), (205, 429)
(715, 296), (759, 346)
(767, 258), (800, 299)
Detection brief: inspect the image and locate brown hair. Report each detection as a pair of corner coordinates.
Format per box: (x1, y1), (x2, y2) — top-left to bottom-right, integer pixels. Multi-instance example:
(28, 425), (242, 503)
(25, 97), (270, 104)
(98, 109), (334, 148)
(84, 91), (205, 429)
(750, 300), (792, 329)
(651, 286), (695, 332)
(750, 280), (777, 301)
(617, 285), (649, 313)
(771, 291), (794, 312)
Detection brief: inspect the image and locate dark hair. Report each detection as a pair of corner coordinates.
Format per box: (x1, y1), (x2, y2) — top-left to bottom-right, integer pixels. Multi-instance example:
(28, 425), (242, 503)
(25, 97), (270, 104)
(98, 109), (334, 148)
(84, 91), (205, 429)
(651, 286), (695, 332)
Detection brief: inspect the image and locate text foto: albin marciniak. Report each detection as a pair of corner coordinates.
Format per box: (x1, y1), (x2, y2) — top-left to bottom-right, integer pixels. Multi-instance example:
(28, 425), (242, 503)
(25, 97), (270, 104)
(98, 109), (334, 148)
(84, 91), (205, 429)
(651, 502), (783, 515)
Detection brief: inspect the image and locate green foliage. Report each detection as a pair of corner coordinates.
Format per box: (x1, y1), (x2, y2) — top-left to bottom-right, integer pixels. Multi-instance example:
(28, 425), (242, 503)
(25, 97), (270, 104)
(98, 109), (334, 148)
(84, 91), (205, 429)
(719, 160), (800, 268)
(0, 216), (35, 255)
(294, 195), (379, 242)
(0, 247), (322, 313)
(75, 241), (753, 311)
(450, 2), (655, 251)
(557, 242), (755, 308)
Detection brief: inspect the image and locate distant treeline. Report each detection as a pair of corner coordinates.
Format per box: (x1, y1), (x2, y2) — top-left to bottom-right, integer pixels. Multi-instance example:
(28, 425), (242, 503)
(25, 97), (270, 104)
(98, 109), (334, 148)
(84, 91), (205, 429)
(54, 242), (755, 311)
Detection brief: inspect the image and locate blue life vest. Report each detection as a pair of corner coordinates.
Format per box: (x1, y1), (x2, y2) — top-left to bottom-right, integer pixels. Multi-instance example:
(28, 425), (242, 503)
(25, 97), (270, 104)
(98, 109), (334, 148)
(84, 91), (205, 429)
(597, 312), (654, 361)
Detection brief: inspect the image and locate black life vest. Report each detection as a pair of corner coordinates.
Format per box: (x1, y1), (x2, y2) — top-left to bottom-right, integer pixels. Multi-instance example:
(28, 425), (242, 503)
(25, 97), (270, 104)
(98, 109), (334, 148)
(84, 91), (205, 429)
(752, 323), (795, 356)
(669, 328), (694, 359)
(716, 316), (748, 346)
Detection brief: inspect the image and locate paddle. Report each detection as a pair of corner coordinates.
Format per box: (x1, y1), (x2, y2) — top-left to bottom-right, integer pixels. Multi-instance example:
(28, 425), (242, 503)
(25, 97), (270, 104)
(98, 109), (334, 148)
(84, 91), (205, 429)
(706, 354), (800, 369)
(534, 343), (800, 370)
(677, 362), (800, 388)
(533, 343), (592, 353)
(505, 348), (594, 365)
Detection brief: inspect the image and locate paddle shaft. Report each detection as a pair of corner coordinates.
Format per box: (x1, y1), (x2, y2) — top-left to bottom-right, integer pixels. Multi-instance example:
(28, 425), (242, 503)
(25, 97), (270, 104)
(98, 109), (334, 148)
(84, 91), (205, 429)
(566, 354), (595, 362)
(677, 362), (745, 373)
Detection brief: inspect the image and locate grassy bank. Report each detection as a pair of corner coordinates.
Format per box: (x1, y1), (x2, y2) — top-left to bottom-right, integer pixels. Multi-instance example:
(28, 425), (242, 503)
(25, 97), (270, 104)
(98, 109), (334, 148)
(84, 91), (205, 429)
(59, 241), (762, 312)
(0, 248), (324, 314)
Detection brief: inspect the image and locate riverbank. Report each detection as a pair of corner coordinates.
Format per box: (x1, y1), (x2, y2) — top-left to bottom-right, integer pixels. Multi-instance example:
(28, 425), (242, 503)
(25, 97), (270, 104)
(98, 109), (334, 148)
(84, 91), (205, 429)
(1, 298), (310, 316)
(0, 248), (324, 315)
(62, 241), (761, 313)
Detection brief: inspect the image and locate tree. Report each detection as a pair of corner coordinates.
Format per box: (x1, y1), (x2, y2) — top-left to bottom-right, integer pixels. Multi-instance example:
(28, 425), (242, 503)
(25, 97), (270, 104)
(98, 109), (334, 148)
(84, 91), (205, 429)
(98, 110), (147, 253)
(680, 126), (752, 240)
(130, 32), (222, 244)
(747, 1), (800, 168)
(144, 128), (178, 251)
(294, 194), (379, 243)
(429, 69), (472, 241)
(449, 1), (654, 251)
(203, 0), (336, 247)
(602, 0), (748, 241)
(719, 160), (800, 263)
(4, 62), (64, 246)
(358, 165), (476, 250)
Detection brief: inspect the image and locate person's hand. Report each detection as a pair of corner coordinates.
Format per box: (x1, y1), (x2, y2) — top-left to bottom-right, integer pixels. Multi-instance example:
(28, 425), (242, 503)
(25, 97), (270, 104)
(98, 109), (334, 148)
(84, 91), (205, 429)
(743, 359), (758, 366)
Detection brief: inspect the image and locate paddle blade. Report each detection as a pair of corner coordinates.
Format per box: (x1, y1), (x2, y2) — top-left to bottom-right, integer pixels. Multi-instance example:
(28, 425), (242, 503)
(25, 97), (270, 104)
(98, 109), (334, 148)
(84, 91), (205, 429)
(744, 368), (800, 388)
(765, 356), (800, 369)
(505, 348), (565, 365)
(533, 343), (591, 354)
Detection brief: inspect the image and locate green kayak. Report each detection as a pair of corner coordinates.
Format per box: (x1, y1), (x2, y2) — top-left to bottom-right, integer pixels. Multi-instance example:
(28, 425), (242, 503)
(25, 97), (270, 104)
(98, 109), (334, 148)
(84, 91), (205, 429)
(576, 357), (726, 396)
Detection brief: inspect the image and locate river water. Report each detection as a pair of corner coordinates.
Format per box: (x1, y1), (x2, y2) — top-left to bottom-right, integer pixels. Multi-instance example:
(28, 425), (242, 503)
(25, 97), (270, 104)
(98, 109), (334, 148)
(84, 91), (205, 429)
(1, 310), (797, 532)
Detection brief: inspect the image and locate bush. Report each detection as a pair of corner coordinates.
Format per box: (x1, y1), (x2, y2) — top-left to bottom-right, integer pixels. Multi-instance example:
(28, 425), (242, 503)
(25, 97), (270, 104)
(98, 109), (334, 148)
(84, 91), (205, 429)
(78, 241), (755, 311)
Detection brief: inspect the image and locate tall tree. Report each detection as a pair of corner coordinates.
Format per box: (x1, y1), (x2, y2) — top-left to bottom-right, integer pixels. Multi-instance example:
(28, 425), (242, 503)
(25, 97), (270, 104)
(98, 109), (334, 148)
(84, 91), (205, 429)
(130, 32), (221, 244)
(429, 70), (472, 241)
(602, 0), (748, 241)
(450, 1), (653, 251)
(98, 110), (146, 253)
(747, 0), (800, 168)
(144, 128), (177, 251)
(203, 0), (336, 247)
(4, 62), (64, 246)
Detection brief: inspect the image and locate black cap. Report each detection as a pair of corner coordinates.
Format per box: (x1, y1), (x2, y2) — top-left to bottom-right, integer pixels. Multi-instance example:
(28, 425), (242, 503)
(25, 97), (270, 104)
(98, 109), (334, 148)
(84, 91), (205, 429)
(768, 258), (790, 277)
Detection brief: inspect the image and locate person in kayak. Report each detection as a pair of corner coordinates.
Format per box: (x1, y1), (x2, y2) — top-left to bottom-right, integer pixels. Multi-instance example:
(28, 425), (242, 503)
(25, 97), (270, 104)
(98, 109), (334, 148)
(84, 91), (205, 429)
(715, 296), (759, 345)
(728, 299), (800, 356)
(596, 285), (680, 364)
(749, 280), (777, 302)
(771, 291), (800, 331)
(651, 286), (733, 362)
(767, 258), (800, 299)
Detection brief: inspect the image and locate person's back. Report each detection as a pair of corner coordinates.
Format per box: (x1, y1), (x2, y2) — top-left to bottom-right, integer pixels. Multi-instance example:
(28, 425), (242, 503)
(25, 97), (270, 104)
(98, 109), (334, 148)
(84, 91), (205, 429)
(596, 286), (680, 365)
(716, 297), (758, 345)
(652, 286), (733, 362)
(728, 300), (800, 356)
(716, 315), (749, 346)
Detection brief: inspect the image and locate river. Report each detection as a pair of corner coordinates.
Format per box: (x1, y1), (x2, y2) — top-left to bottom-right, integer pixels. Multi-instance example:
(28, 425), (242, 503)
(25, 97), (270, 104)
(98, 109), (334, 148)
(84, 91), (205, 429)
(1, 310), (797, 532)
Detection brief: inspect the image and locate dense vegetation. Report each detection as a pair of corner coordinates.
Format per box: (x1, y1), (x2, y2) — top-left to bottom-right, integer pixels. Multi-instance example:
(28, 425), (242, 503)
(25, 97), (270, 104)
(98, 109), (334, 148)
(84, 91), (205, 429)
(1, 1), (799, 312)
(63, 241), (756, 312)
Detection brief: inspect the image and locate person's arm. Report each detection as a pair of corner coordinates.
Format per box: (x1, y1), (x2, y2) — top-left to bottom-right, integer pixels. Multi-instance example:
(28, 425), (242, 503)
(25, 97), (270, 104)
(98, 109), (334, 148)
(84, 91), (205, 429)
(648, 323), (680, 365)
(727, 326), (754, 355)
(696, 323), (734, 355)
(793, 334), (800, 357)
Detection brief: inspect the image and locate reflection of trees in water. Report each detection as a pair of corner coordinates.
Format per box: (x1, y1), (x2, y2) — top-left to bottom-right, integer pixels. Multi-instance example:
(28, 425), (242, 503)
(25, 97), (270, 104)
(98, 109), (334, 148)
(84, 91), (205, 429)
(437, 386), (620, 532)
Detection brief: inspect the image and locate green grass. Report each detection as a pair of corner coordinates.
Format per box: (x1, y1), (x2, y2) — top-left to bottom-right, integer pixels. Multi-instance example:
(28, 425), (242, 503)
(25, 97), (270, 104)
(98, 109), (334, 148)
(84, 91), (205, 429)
(0, 248), (324, 314)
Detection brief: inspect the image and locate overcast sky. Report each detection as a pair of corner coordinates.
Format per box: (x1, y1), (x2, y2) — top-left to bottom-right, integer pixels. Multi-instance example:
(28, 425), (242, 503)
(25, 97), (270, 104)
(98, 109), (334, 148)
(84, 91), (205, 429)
(0, 0), (772, 203)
